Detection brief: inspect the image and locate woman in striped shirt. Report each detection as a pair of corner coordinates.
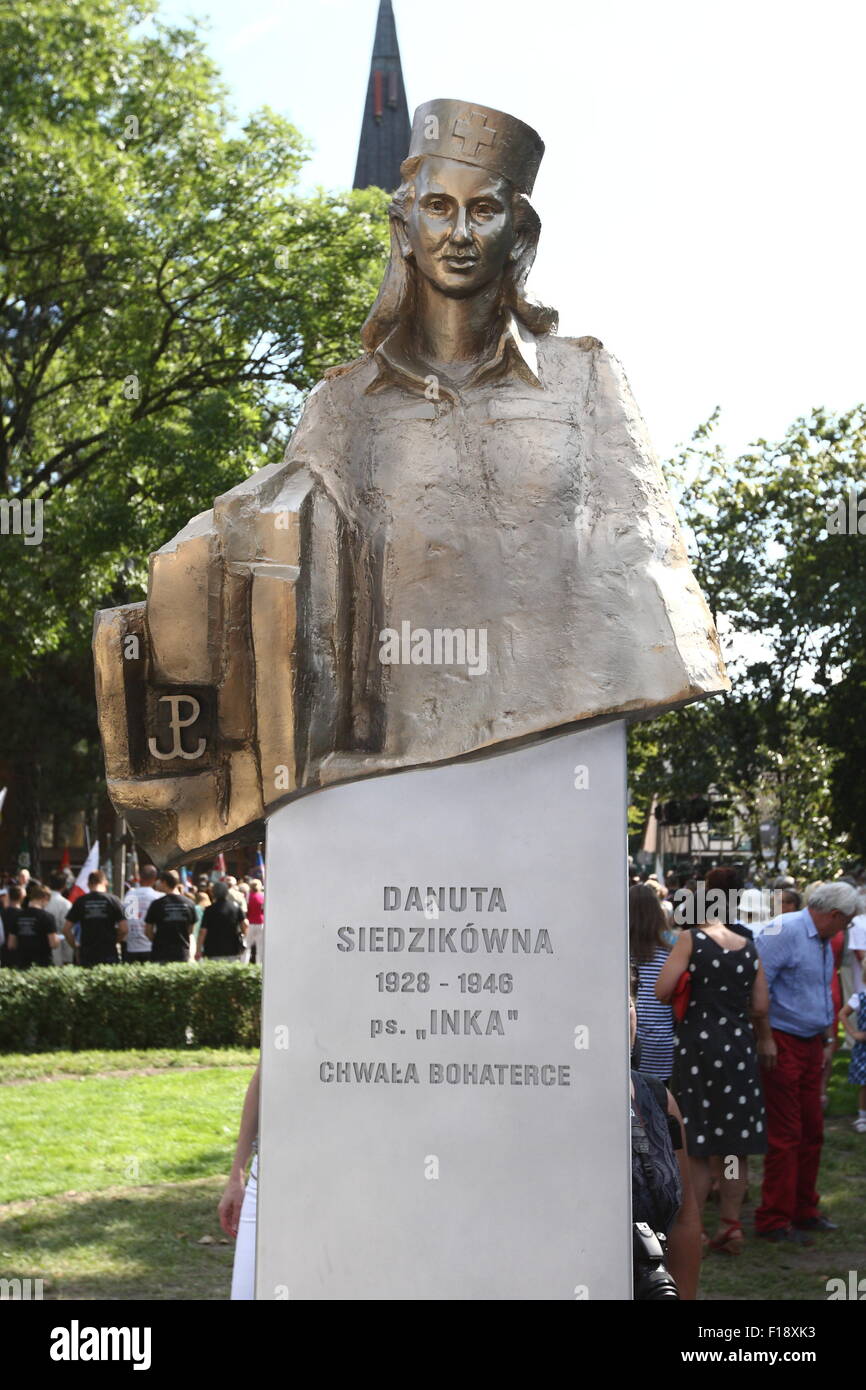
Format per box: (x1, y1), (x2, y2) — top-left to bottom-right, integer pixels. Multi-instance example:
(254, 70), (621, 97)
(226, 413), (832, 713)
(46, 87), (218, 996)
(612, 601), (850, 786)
(630, 884), (675, 1082)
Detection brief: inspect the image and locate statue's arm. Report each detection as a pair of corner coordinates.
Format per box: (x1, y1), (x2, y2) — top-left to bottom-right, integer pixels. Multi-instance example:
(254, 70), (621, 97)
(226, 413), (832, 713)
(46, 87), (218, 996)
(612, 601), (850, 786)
(93, 383), (351, 866)
(572, 338), (729, 701)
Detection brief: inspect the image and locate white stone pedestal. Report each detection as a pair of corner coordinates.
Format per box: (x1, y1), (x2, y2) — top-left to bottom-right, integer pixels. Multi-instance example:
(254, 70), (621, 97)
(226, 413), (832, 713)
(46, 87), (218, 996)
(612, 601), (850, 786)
(257, 722), (632, 1299)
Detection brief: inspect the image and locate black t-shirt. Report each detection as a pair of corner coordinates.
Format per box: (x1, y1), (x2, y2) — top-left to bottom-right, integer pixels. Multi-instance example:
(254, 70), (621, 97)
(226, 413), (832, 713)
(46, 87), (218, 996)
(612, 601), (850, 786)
(12, 905), (55, 968)
(67, 891), (124, 966)
(1, 904), (21, 966)
(145, 893), (197, 962)
(1, 903), (21, 939)
(201, 899), (245, 957)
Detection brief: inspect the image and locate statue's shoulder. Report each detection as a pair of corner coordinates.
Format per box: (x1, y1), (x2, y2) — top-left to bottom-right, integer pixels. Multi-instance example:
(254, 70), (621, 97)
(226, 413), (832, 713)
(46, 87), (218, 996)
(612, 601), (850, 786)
(288, 355), (378, 424)
(285, 354), (378, 448)
(558, 334), (605, 353)
(319, 353), (378, 394)
(541, 333), (605, 369)
(535, 332), (607, 394)
(539, 333), (637, 405)
(322, 352), (372, 380)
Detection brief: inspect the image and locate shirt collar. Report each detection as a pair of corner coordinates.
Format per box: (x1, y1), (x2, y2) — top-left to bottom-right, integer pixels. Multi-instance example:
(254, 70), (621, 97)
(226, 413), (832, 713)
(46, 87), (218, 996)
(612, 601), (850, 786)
(368, 311), (542, 400)
(802, 907), (826, 941)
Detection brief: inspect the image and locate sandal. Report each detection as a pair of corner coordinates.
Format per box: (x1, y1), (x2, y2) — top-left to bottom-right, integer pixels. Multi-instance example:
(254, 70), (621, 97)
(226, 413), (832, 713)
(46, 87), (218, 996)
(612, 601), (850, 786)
(709, 1219), (744, 1255)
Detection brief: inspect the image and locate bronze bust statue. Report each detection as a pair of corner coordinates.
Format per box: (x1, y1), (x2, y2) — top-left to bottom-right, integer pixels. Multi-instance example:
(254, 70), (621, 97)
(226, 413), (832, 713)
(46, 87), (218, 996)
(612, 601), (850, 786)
(94, 99), (728, 865)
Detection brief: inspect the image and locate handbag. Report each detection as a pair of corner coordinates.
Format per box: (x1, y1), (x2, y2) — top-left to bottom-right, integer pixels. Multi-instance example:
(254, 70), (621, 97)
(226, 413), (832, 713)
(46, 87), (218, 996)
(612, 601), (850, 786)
(671, 969), (692, 1023)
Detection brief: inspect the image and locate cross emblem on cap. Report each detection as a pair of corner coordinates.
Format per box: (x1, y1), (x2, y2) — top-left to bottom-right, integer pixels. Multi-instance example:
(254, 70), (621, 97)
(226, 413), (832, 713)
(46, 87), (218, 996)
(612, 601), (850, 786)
(452, 110), (497, 159)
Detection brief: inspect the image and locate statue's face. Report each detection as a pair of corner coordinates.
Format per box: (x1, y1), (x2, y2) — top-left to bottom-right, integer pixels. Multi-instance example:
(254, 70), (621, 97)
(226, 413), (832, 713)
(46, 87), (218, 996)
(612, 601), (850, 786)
(402, 157), (517, 298)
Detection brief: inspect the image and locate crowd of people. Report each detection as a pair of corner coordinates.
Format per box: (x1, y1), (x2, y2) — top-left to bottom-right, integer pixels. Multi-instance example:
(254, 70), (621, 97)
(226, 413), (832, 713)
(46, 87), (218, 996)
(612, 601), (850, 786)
(629, 861), (865, 1289)
(5, 848), (863, 1301)
(0, 865), (266, 968)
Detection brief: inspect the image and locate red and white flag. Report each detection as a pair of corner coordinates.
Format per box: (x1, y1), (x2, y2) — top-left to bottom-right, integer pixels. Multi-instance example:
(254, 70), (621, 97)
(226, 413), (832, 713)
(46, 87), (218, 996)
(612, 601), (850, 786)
(68, 840), (99, 903)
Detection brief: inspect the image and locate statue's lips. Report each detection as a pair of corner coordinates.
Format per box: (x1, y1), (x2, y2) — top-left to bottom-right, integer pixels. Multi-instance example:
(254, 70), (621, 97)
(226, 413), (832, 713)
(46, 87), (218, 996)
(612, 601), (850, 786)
(441, 255), (479, 272)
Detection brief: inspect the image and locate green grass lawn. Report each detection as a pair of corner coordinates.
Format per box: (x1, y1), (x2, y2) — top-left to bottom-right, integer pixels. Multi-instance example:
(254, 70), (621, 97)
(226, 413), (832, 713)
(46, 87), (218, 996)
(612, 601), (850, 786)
(0, 1045), (861, 1300)
(0, 1048), (256, 1083)
(0, 1048), (256, 1300)
(0, 1178), (234, 1300)
(700, 1050), (866, 1300)
(1, 1067), (255, 1201)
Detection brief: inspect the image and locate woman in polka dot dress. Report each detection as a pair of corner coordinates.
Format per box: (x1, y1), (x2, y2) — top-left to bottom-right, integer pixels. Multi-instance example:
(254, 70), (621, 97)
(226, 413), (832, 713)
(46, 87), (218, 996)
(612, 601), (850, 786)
(656, 917), (775, 1255)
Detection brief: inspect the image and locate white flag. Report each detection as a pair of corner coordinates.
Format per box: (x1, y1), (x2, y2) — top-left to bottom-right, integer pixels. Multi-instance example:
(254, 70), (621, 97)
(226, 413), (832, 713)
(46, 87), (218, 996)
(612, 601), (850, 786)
(69, 840), (100, 902)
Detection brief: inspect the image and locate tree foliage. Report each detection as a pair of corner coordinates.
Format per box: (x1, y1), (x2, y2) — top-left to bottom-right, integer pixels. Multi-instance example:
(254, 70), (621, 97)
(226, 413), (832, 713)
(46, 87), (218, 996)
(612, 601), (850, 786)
(629, 405), (866, 874)
(0, 0), (389, 861)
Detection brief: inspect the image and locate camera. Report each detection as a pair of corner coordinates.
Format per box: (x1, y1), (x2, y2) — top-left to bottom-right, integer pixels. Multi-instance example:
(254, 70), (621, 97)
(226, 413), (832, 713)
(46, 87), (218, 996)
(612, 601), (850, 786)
(632, 1222), (679, 1300)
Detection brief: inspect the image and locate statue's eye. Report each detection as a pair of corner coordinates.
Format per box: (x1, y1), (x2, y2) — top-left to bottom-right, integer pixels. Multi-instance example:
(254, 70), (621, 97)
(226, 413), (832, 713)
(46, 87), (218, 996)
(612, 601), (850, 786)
(473, 203), (496, 220)
(425, 198), (448, 214)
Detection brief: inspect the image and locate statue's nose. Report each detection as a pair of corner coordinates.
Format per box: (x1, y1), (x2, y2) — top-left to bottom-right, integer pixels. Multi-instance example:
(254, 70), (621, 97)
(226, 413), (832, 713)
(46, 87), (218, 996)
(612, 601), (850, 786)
(450, 208), (472, 244)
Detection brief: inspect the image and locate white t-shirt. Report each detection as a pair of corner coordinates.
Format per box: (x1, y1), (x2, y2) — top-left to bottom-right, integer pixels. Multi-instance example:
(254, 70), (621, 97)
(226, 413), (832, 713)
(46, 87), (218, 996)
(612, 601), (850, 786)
(123, 885), (163, 954)
(46, 891), (74, 965)
(45, 890), (72, 930)
(849, 916), (866, 990)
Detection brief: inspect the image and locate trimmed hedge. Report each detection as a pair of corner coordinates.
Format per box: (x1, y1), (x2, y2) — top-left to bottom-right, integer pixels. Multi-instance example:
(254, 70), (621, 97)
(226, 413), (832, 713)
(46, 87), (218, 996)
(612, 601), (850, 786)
(0, 962), (261, 1052)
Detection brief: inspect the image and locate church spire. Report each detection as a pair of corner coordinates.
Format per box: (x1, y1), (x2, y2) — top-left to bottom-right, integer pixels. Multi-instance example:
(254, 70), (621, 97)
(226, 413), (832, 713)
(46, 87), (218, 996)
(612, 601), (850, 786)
(353, 0), (411, 192)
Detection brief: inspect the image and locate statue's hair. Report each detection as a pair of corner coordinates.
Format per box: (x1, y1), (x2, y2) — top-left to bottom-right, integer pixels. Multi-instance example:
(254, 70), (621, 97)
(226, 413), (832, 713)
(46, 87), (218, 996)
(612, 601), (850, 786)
(361, 155), (558, 352)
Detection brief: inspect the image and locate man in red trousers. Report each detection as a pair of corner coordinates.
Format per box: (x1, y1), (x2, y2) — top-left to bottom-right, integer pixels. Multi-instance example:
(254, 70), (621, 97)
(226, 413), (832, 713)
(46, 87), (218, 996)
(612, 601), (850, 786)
(755, 881), (859, 1243)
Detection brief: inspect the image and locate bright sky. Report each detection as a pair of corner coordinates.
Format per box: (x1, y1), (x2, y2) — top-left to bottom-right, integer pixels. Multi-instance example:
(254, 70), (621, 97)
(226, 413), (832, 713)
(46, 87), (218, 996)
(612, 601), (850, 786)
(158, 0), (865, 462)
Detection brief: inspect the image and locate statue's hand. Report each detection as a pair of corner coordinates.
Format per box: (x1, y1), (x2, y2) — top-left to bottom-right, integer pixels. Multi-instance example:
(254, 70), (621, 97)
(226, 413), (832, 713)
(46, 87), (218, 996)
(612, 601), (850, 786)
(94, 465), (347, 866)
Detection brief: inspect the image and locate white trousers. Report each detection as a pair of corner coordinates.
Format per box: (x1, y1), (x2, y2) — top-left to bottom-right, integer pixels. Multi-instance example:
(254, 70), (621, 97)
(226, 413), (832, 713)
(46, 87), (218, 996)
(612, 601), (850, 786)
(243, 923), (264, 964)
(230, 1156), (257, 1300)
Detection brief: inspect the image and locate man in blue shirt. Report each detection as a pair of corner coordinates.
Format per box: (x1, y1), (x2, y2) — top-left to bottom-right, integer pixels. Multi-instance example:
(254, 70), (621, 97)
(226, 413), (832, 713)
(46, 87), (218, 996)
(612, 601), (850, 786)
(755, 882), (859, 1241)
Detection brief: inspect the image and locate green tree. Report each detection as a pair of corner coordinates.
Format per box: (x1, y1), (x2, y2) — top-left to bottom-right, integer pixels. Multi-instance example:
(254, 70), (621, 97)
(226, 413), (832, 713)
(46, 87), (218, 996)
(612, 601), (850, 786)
(823, 661), (866, 859)
(0, 0), (390, 867)
(629, 406), (866, 875)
